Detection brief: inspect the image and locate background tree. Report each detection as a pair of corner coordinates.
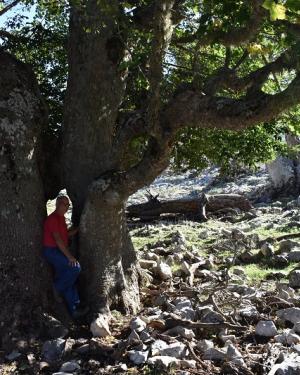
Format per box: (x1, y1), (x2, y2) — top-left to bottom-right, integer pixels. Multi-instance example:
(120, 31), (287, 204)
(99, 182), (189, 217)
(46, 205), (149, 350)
(1, 0), (300, 329)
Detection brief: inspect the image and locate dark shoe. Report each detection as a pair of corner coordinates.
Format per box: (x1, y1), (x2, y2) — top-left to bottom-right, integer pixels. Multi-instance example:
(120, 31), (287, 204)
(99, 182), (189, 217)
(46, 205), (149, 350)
(72, 306), (89, 319)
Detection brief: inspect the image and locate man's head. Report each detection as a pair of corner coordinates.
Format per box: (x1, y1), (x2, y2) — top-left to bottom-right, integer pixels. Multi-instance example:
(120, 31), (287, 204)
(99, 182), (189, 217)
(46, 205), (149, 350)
(56, 195), (70, 216)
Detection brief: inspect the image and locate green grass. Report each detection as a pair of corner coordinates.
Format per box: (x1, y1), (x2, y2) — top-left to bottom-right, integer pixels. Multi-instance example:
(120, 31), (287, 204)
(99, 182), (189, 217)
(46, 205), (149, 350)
(240, 263), (295, 285)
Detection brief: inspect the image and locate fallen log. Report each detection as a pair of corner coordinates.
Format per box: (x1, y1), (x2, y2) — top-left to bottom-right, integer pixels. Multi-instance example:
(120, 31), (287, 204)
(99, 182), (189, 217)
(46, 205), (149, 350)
(127, 193), (252, 220)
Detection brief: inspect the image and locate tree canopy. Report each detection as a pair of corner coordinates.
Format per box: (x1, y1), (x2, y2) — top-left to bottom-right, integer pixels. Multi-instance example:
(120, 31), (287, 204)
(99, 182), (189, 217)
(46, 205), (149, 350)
(2, 0), (300, 175)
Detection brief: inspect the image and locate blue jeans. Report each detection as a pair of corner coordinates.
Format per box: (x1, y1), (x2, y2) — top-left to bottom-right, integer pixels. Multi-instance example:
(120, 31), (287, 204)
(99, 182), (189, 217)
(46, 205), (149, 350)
(43, 247), (81, 314)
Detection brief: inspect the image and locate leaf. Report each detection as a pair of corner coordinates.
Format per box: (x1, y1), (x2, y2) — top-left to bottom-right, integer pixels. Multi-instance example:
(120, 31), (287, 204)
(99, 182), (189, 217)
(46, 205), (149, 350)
(263, 1), (286, 20)
(286, 0), (300, 12)
(262, 0), (274, 10)
(247, 43), (263, 54)
(270, 4), (286, 20)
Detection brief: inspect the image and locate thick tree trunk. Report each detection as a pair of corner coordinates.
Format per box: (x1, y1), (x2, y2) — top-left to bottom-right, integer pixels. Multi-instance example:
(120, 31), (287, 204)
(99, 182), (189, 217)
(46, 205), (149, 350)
(63, 1), (140, 314)
(63, 1), (124, 223)
(0, 51), (51, 337)
(79, 189), (140, 314)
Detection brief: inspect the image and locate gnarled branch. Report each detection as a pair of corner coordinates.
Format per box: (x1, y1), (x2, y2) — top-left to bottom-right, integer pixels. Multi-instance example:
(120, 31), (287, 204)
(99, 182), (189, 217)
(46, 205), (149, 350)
(174, 0), (266, 47)
(0, 0), (20, 17)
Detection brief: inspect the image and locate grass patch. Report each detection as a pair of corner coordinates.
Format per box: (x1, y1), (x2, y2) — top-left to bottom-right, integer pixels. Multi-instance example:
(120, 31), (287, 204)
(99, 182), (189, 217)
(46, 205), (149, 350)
(241, 263), (294, 285)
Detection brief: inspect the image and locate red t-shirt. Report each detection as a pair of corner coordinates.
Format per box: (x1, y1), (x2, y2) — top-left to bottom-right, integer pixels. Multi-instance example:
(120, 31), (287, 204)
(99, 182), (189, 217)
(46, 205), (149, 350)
(43, 211), (68, 247)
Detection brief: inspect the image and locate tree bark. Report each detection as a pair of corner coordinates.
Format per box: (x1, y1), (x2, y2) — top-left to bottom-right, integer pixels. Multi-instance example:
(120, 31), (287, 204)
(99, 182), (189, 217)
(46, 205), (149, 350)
(63, 1), (124, 223)
(79, 186), (140, 314)
(63, 1), (140, 314)
(127, 193), (252, 220)
(0, 51), (51, 336)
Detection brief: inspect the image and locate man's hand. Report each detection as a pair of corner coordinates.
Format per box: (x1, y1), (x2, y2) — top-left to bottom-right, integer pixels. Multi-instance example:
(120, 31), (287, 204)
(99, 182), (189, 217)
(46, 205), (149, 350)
(68, 256), (79, 267)
(68, 226), (79, 237)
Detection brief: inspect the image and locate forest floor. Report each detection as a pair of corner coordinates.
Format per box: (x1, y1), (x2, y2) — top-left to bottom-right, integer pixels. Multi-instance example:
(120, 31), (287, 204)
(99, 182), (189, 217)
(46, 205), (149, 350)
(2, 166), (300, 375)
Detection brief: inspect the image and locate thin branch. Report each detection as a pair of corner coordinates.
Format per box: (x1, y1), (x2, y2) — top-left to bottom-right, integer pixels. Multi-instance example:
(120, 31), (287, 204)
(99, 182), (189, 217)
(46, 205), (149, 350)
(262, 54), (282, 92)
(224, 47), (231, 68)
(0, 0), (21, 17)
(174, 0), (266, 47)
(204, 43), (300, 95)
(233, 49), (249, 70)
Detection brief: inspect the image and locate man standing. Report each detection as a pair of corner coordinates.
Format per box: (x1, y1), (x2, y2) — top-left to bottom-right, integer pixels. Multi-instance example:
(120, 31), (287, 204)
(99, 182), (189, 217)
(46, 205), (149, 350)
(43, 195), (87, 318)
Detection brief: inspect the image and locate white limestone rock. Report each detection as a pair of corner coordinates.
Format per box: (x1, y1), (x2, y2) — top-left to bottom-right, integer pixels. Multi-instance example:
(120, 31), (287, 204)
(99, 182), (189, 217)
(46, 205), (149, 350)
(130, 317), (147, 333)
(128, 350), (149, 365)
(154, 262), (172, 280)
(197, 340), (214, 352)
(90, 314), (111, 337)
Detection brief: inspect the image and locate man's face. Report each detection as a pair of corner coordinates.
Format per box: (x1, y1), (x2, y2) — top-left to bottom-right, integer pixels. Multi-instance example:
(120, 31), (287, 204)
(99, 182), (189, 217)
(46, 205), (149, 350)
(57, 197), (70, 214)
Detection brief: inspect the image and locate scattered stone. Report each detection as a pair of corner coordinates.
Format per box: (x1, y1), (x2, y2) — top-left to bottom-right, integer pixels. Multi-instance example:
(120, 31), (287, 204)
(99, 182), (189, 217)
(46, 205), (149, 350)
(181, 261), (191, 276)
(90, 314), (111, 337)
(277, 308), (300, 324)
(200, 307), (225, 324)
(27, 353), (35, 365)
(130, 317), (147, 333)
(147, 356), (195, 369)
(260, 243), (274, 257)
(145, 252), (160, 261)
(228, 284), (256, 296)
(159, 342), (187, 359)
(197, 339), (214, 352)
(75, 344), (90, 354)
(60, 361), (81, 372)
(273, 255), (289, 268)
(279, 240), (300, 253)
(219, 331), (236, 344)
(288, 251), (300, 262)
(239, 305), (259, 319)
(171, 231), (186, 246)
(42, 338), (66, 362)
(274, 331), (300, 345)
(128, 329), (141, 344)
(154, 262), (172, 280)
(174, 299), (196, 321)
(165, 326), (195, 340)
(226, 344), (245, 367)
(255, 321), (278, 337)
(203, 347), (227, 361)
(289, 270), (300, 288)
(293, 322), (300, 334)
(39, 362), (50, 371)
(148, 355), (178, 368)
(151, 339), (168, 355)
(5, 350), (21, 361)
(139, 329), (152, 342)
(128, 350), (149, 365)
(268, 355), (300, 374)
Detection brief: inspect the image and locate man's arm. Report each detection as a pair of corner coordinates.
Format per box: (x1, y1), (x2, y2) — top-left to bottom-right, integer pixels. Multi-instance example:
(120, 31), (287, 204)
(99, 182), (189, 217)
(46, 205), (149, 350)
(53, 232), (79, 267)
(68, 226), (79, 237)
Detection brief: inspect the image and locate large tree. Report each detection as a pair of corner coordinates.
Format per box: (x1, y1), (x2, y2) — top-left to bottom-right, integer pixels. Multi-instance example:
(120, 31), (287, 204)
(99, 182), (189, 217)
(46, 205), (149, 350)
(1, 0), (300, 329)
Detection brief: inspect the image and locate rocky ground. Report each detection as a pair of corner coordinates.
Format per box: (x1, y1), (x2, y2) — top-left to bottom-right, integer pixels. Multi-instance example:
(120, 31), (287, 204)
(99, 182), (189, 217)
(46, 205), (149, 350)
(2, 166), (300, 375)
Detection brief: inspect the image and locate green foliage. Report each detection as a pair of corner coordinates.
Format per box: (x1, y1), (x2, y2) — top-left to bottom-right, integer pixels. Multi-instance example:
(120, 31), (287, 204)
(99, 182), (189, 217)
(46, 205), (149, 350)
(3, 2), (68, 134)
(263, 1), (286, 21)
(1, 0), (300, 173)
(173, 123), (286, 173)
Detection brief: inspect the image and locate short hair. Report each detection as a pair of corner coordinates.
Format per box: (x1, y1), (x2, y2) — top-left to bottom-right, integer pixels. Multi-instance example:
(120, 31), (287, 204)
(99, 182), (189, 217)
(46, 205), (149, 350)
(56, 195), (69, 205)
